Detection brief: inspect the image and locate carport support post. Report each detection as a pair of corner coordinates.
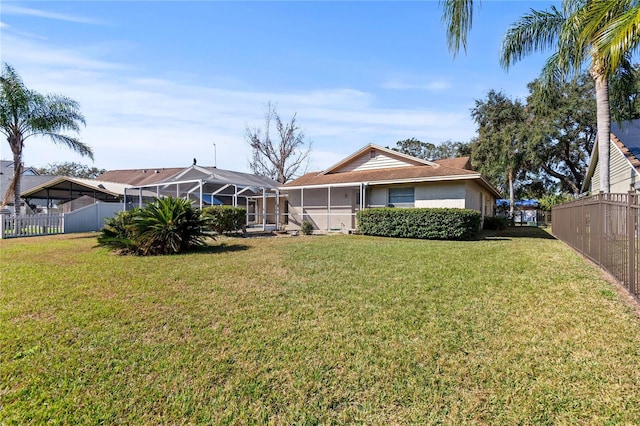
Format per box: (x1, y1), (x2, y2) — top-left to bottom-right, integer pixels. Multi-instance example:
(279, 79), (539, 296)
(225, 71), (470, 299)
(199, 181), (203, 210)
(262, 188), (267, 231)
(138, 188), (143, 208)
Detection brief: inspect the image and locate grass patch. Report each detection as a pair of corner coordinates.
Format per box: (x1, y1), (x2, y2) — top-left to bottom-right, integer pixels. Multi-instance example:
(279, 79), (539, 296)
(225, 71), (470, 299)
(1, 229), (640, 423)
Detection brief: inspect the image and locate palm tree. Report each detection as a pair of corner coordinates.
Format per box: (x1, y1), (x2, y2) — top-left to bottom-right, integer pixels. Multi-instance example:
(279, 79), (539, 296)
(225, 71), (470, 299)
(500, 1), (640, 193)
(0, 63), (93, 214)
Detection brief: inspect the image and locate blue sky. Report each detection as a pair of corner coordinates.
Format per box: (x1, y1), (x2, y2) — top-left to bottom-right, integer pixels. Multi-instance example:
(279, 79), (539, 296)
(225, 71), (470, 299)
(1, 1), (559, 174)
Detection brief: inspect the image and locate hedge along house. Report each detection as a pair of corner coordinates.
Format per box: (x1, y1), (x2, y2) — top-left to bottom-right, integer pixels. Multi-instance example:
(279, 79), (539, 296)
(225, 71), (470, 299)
(111, 165), (284, 230)
(280, 144), (501, 233)
(582, 119), (640, 194)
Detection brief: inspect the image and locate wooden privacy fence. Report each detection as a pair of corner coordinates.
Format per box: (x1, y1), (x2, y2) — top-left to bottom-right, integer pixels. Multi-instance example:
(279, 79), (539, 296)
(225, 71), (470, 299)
(552, 192), (639, 299)
(0, 213), (65, 239)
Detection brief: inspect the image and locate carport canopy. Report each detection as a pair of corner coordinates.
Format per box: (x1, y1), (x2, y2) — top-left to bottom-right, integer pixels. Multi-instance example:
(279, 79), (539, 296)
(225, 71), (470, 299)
(20, 176), (132, 202)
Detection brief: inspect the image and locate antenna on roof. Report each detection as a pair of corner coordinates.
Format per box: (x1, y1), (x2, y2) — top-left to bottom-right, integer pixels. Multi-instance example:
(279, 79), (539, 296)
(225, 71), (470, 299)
(213, 142), (217, 168)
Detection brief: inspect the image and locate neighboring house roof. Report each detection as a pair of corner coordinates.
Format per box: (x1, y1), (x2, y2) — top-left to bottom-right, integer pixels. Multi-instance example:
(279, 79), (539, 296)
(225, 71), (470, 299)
(582, 120), (640, 193)
(1, 172), (59, 204)
(282, 145), (501, 198)
(97, 167), (184, 186)
(433, 157), (472, 170)
(0, 160), (40, 176)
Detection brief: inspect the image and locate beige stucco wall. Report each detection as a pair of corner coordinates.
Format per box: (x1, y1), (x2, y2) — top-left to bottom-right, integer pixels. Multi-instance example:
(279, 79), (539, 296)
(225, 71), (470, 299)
(416, 181), (466, 208)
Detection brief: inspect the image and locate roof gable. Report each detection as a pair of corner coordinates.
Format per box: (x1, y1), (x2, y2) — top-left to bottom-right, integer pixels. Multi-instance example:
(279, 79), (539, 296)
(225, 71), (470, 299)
(321, 144), (436, 175)
(582, 120), (640, 192)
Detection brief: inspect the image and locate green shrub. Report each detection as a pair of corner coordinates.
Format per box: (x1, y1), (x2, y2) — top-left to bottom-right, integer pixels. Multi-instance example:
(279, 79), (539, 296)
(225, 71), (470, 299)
(356, 208), (481, 240)
(301, 221), (314, 235)
(98, 197), (209, 256)
(132, 196), (208, 255)
(483, 216), (509, 231)
(97, 209), (137, 253)
(202, 205), (246, 234)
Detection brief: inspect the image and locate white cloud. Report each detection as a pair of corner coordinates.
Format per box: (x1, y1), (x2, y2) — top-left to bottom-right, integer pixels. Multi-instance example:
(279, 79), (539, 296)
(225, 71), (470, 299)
(2, 30), (477, 173)
(381, 79), (452, 91)
(2, 5), (102, 24)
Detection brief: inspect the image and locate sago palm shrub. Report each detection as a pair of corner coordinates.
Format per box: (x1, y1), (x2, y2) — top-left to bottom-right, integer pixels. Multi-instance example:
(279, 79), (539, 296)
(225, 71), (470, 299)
(97, 209), (137, 254)
(98, 197), (209, 256)
(132, 196), (208, 255)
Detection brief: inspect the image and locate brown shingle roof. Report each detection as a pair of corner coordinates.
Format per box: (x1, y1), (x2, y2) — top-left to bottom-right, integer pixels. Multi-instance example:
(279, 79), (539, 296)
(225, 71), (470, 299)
(283, 164), (479, 187)
(433, 157), (472, 170)
(96, 168), (183, 186)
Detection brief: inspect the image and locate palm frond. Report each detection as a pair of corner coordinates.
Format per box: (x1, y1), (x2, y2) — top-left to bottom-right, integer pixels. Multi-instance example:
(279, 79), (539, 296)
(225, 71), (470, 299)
(440, 0), (475, 57)
(36, 133), (94, 160)
(584, 0), (640, 77)
(500, 6), (566, 70)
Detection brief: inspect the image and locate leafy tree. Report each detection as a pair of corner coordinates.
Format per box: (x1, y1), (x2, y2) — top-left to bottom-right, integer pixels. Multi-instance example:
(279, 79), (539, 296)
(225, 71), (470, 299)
(437, 140), (472, 158)
(537, 193), (573, 211)
(470, 90), (528, 218)
(245, 102), (311, 184)
(525, 74), (597, 194)
(500, 1), (639, 193)
(393, 138), (437, 159)
(608, 63), (640, 121)
(0, 63), (93, 214)
(392, 138), (470, 160)
(37, 162), (106, 179)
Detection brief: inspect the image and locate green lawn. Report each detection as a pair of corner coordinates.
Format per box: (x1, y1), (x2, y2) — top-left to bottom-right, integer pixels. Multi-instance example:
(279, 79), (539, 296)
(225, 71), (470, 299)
(1, 229), (640, 424)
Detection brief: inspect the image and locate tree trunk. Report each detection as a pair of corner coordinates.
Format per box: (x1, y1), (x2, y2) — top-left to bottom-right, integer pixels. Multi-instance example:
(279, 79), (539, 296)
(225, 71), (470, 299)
(508, 168), (515, 222)
(11, 150), (23, 216)
(591, 66), (611, 193)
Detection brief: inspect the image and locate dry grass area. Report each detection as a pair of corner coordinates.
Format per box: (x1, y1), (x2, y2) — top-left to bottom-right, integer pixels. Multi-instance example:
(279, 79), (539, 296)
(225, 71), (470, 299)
(1, 228), (640, 424)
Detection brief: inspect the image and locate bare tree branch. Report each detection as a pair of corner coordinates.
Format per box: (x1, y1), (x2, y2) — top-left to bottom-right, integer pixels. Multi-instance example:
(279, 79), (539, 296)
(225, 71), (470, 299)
(245, 102), (311, 183)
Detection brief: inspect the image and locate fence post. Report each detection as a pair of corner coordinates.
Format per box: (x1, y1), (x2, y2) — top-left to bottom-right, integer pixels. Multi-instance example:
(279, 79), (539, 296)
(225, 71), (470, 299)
(629, 191), (636, 296)
(581, 196), (585, 255)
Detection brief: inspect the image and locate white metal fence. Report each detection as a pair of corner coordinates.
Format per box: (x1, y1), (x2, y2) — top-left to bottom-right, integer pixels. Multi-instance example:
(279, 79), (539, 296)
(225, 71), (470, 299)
(0, 214), (64, 238)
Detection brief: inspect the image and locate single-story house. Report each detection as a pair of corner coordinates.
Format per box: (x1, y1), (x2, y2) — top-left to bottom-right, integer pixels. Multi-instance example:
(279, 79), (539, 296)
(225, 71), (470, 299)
(582, 119), (640, 194)
(280, 144), (501, 232)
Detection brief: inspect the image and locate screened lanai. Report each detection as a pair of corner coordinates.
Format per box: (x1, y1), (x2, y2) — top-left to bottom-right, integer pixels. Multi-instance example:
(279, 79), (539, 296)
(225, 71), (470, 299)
(123, 166), (284, 230)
